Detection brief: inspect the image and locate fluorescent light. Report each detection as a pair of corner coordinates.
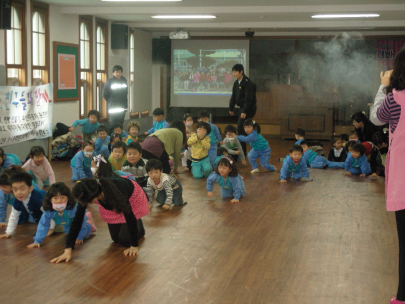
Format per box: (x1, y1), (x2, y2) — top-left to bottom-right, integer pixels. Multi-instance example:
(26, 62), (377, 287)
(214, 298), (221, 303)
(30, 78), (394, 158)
(102, 0), (181, 2)
(152, 15), (216, 19)
(312, 14), (379, 18)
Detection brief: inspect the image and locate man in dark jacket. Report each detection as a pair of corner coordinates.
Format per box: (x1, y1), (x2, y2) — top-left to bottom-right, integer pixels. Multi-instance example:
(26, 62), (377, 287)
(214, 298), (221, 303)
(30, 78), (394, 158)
(229, 64), (257, 155)
(103, 65), (128, 132)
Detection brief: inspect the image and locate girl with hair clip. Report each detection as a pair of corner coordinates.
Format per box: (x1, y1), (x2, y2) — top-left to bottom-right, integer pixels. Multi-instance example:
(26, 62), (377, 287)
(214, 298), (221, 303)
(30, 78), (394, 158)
(50, 176), (149, 263)
(91, 154), (135, 180)
(22, 146), (56, 189)
(27, 182), (96, 248)
(237, 119), (276, 173)
(206, 156), (245, 204)
(70, 141), (96, 181)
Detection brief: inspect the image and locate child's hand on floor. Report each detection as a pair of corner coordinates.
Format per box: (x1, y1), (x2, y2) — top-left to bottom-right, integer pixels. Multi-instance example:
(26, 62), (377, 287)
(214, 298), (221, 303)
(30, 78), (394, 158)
(162, 204), (170, 210)
(75, 239), (83, 245)
(371, 173), (379, 179)
(360, 174), (366, 177)
(242, 160), (247, 166)
(230, 199), (239, 204)
(279, 179), (287, 183)
(345, 171), (351, 176)
(0, 222), (7, 227)
(124, 246), (138, 257)
(27, 243), (40, 249)
(47, 229), (54, 237)
(0, 233), (11, 239)
(207, 192), (214, 198)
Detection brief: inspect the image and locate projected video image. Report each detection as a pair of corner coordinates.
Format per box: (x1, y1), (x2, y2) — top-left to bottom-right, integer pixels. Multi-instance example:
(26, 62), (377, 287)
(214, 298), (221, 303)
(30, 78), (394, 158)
(173, 49), (247, 96)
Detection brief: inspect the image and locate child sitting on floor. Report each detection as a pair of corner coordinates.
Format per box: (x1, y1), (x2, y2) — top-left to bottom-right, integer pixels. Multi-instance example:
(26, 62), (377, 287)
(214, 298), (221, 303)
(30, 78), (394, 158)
(222, 125), (246, 165)
(237, 119), (276, 174)
(145, 159), (186, 210)
(108, 141), (127, 171)
(70, 141), (96, 181)
(69, 110), (101, 142)
(94, 125), (110, 158)
(206, 156), (245, 204)
(280, 145), (312, 183)
(22, 146), (55, 189)
(126, 121), (141, 144)
(327, 135), (348, 162)
(345, 143), (371, 177)
(145, 108), (170, 135)
(111, 123), (128, 142)
(27, 182), (96, 248)
(187, 121), (212, 179)
(121, 142), (149, 187)
(301, 140), (344, 169)
(294, 128), (305, 145)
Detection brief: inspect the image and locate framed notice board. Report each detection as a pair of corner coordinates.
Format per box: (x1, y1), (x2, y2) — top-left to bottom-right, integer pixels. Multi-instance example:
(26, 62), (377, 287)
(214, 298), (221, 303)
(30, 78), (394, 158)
(53, 41), (80, 102)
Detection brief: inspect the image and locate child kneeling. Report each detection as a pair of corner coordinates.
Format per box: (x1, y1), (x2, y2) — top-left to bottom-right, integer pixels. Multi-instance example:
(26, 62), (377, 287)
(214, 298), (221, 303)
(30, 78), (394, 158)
(145, 159), (186, 210)
(206, 156), (245, 203)
(345, 143), (371, 177)
(280, 145), (312, 183)
(187, 121), (212, 178)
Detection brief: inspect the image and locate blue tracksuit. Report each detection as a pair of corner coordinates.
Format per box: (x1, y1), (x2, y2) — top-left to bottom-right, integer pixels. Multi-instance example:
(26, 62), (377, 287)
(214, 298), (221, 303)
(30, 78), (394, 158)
(295, 139), (304, 145)
(302, 149), (344, 169)
(70, 151), (96, 181)
(0, 153), (21, 173)
(95, 136), (110, 158)
(33, 204), (92, 244)
(237, 131), (276, 171)
(147, 119), (170, 135)
(207, 123), (222, 165)
(345, 153), (371, 175)
(206, 172), (245, 200)
(280, 157), (309, 180)
(72, 118), (100, 135)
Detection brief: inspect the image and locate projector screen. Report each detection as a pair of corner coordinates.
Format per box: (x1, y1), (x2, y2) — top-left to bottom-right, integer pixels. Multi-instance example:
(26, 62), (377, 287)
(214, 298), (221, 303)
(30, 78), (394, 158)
(171, 40), (250, 108)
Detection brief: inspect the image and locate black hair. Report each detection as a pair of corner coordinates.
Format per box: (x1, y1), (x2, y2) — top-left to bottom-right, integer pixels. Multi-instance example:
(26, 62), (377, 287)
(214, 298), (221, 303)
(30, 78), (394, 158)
(183, 113), (192, 121)
(0, 148), (5, 159)
(243, 119), (261, 134)
(290, 144), (303, 153)
(372, 130), (389, 147)
(351, 112), (369, 124)
(88, 110), (101, 120)
(331, 135), (342, 145)
(349, 130), (359, 139)
(352, 143), (366, 155)
(196, 121), (211, 135)
(345, 140), (356, 152)
(127, 142), (142, 154)
(97, 125), (108, 134)
(145, 158), (163, 173)
(295, 128), (305, 137)
(300, 140), (310, 147)
(0, 165), (25, 186)
(112, 65), (123, 73)
(232, 64), (244, 74)
(94, 158), (119, 178)
(217, 146), (228, 156)
(214, 157), (238, 177)
(198, 110), (210, 119)
(72, 178), (129, 214)
(82, 141), (94, 150)
(152, 108), (164, 116)
(111, 123), (123, 131)
(127, 121), (141, 132)
(171, 120), (188, 144)
(28, 146), (46, 159)
(310, 140), (323, 147)
(112, 140), (127, 153)
(42, 182), (77, 211)
(10, 171), (33, 187)
(224, 125), (237, 134)
(341, 134), (349, 142)
(385, 47), (405, 94)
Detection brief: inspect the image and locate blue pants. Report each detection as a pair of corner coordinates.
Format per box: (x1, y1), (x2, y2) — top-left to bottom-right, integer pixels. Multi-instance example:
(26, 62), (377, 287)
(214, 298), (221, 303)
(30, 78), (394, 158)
(191, 157), (212, 178)
(248, 147), (276, 171)
(349, 164), (371, 175)
(28, 171), (50, 188)
(284, 170), (306, 180)
(310, 156), (345, 169)
(156, 180), (184, 206)
(208, 145), (218, 165)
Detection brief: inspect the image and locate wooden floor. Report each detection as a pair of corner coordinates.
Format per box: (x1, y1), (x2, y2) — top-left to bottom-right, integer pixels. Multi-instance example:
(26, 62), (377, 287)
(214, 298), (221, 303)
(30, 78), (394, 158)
(0, 139), (395, 304)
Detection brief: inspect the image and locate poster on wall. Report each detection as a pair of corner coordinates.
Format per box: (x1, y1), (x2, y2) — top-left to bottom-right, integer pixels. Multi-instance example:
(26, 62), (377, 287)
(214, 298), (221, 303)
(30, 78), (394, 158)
(0, 84), (53, 147)
(58, 54), (77, 90)
(376, 40), (405, 70)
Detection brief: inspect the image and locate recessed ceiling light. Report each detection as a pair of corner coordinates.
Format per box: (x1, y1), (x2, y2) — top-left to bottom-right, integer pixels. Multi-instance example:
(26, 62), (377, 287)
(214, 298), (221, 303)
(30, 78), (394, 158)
(312, 14), (379, 18)
(102, 0), (181, 2)
(152, 15), (216, 19)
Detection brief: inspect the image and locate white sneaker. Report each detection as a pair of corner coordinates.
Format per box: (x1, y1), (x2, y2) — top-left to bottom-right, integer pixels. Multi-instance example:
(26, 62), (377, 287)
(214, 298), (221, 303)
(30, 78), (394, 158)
(251, 168), (260, 173)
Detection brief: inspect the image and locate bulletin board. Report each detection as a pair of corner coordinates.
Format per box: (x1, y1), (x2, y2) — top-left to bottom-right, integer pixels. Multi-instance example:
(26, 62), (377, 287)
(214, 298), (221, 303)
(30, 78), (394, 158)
(53, 41), (80, 102)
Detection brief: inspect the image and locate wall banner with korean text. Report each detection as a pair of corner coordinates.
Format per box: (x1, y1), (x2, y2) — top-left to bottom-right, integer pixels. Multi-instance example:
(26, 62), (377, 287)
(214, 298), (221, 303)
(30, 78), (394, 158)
(0, 84), (53, 147)
(376, 40), (405, 70)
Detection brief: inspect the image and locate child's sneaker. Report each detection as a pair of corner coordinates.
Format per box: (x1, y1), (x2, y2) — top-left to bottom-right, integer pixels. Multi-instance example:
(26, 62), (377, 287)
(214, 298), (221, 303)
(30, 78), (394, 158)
(86, 211), (97, 232)
(251, 168), (260, 174)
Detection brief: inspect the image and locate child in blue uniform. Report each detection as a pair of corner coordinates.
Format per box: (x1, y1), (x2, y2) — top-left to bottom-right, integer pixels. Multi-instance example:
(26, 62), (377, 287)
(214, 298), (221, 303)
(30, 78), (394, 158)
(145, 108), (170, 135)
(94, 125), (110, 158)
(198, 110), (222, 165)
(280, 145), (312, 182)
(70, 141), (96, 181)
(295, 128), (305, 145)
(27, 182), (96, 248)
(69, 110), (101, 142)
(345, 143), (371, 177)
(207, 157), (245, 203)
(237, 119), (276, 173)
(0, 148), (21, 173)
(301, 141), (345, 169)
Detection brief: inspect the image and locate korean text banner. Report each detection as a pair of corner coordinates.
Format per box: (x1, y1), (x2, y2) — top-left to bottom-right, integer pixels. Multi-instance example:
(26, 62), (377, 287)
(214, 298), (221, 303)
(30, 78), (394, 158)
(0, 84), (53, 147)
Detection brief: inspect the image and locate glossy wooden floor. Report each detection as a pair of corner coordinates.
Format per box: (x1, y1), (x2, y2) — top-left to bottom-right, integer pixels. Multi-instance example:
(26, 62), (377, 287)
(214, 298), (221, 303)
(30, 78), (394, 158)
(0, 139), (395, 304)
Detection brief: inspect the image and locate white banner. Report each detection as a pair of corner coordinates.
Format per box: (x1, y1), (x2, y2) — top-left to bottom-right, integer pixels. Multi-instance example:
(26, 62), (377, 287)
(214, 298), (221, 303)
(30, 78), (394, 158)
(0, 84), (53, 147)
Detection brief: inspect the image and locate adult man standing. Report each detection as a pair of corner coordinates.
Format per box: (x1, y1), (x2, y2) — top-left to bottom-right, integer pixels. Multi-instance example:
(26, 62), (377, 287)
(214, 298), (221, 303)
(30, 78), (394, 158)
(229, 64), (257, 155)
(103, 65), (128, 133)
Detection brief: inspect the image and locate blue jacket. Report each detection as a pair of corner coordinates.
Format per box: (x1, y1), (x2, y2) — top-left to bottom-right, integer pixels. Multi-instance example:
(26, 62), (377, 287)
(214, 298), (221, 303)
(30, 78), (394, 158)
(0, 153), (21, 173)
(147, 119), (170, 135)
(70, 151), (96, 179)
(72, 118), (100, 134)
(95, 136), (110, 155)
(33, 204), (89, 244)
(280, 157), (309, 180)
(302, 149), (317, 166)
(12, 188), (46, 224)
(103, 76), (128, 109)
(208, 123), (222, 145)
(344, 153), (369, 174)
(237, 131), (269, 151)
(206, 172), (245, 200)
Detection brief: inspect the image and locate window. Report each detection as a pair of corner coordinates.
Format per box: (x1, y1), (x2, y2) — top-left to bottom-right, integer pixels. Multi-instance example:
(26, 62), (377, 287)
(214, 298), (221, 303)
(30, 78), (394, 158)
(129, 29), (135, 114)
(79, 16), (93, 119)
(96, 19), (108, 121)
(31, 2), (49, 85)
(5, 1), (26, 86)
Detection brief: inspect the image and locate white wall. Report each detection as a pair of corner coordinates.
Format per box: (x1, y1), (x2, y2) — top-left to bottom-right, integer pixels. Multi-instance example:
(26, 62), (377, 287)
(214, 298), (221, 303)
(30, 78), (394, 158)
(0, 31), (4, 66)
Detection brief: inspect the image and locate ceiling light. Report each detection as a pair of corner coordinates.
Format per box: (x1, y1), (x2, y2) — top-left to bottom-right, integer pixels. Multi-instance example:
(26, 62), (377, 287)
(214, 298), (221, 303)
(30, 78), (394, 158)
(152, 15), (216, 19)
(312, 14), (379, 18)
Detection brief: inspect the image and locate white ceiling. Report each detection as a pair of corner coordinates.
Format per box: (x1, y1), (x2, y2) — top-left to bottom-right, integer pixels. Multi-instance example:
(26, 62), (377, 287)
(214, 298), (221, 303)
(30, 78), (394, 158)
(43, 0), (405, 36)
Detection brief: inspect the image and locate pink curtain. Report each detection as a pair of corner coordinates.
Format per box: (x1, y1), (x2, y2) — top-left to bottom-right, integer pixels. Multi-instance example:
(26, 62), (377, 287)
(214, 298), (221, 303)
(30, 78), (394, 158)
(376, 40), (405, 70)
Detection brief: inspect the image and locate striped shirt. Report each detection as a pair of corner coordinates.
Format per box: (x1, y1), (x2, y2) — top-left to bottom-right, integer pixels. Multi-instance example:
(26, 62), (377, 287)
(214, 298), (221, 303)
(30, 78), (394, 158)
(145, 173), (179, 206)
(377, 92), (401, 134)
